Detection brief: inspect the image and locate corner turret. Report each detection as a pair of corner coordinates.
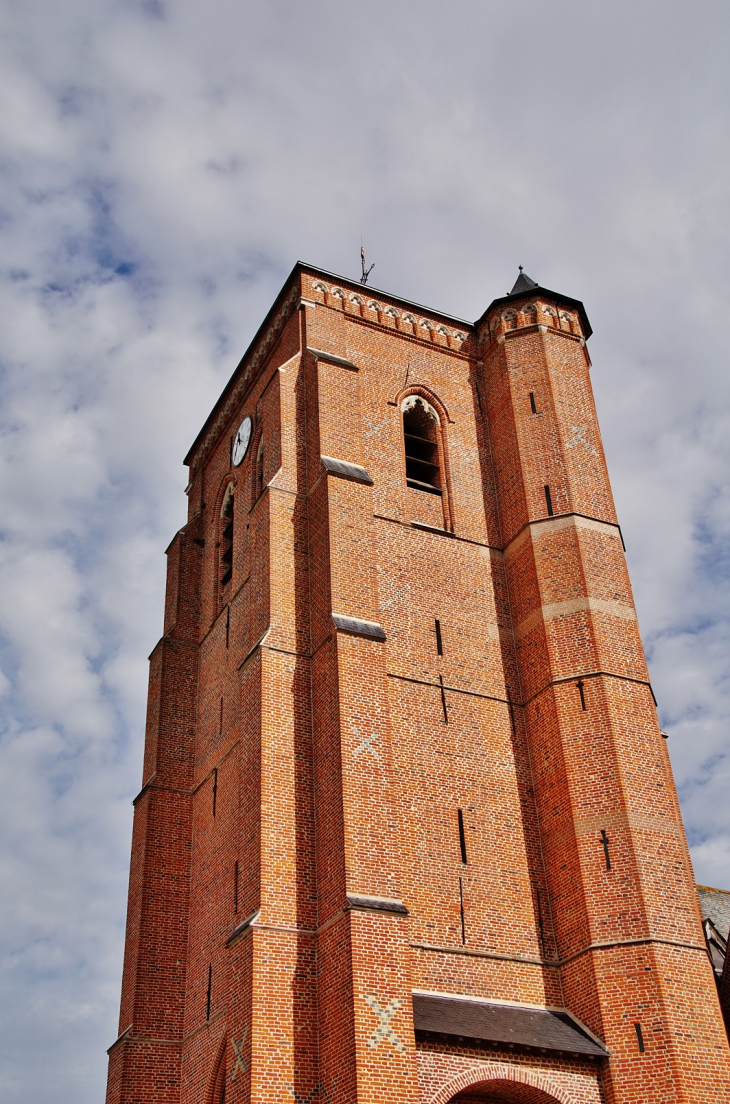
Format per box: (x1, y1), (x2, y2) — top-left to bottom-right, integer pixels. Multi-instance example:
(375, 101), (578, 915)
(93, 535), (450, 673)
(476, 268), (592, 348)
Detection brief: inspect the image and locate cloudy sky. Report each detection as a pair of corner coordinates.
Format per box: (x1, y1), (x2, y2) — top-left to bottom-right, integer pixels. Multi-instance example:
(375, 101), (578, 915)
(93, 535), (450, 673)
(1, 0), (729, 1099)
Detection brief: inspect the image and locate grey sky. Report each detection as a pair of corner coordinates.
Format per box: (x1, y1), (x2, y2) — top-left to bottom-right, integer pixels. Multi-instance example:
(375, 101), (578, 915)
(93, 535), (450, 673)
(1, 1), (729, 1101)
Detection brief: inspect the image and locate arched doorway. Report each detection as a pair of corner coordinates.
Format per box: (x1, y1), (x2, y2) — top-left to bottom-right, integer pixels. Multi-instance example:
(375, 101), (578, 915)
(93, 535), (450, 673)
(451, 1085), (564, 1104)
(428, 1062), (575, 1104)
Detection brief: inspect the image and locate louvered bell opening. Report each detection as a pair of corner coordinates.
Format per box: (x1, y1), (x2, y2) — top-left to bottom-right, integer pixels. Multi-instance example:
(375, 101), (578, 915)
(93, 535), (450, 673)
(220, 500), (234, 586)
(403, 402), (442, 496)
(405, 433), (441, 494)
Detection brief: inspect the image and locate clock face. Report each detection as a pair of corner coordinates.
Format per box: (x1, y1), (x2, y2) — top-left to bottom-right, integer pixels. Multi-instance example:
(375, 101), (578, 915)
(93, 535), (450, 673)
(232, 416), (252, 466)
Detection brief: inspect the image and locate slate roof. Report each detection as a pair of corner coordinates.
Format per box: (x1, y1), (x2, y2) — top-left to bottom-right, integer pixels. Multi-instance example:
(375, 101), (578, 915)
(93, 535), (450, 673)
(698, 885), (730, 987)
(412, 992), (607, 1058)
(698, 885), (730, 942)
(510, 268), (539, 294)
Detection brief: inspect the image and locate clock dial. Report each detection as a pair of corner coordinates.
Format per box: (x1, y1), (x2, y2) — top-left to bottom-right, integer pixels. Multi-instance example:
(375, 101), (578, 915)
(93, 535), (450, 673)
(232, 416), (252, 466)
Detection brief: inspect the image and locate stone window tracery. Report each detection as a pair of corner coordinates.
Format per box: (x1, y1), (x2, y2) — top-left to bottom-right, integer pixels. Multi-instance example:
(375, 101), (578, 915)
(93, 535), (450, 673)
(401, 395), (442, 496)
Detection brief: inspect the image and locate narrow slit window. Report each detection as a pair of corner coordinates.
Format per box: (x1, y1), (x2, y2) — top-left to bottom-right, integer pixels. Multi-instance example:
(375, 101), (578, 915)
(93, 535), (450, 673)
(544, 484), (554, 516)
(600, 828), (611, 870)
(535, 886), (545, 950)
(506, 690), (516, 735)
(634, 1023), (645, 1053)
(220, 485), (234, 587)
(529, 391), (537, 414)
(434, 618), (443, 656)
(457, 808), (468, 864)
(402, 396), (442, 496)
(577, 680), (586, 711)
(255, 437), (265, 500)
(439, 674), (449, 723)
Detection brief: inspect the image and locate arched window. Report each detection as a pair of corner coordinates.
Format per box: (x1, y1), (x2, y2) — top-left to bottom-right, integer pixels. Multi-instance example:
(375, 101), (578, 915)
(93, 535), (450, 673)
(401, 395), (442, 496)
(219, 484), (234, 588)
(255, 437), (265, 501)
(211, 1043), (227, 1104)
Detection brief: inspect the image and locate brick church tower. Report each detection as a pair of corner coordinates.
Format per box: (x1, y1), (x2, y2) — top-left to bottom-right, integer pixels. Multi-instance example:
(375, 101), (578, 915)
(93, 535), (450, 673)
(106, 263), (730, 1104)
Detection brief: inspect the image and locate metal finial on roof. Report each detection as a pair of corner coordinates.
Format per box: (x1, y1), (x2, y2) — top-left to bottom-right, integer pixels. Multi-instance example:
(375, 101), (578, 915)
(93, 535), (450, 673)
(510, 268), (539, 295)
(360, 237), (375, 285)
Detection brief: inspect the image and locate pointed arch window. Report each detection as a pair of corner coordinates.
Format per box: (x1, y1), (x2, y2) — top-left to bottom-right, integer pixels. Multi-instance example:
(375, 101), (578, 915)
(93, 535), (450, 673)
(219, 484), (234, 588)
(254, 436), (265, 501)
(211, 1043), (227, 1104)
(401, 395), (442, 496)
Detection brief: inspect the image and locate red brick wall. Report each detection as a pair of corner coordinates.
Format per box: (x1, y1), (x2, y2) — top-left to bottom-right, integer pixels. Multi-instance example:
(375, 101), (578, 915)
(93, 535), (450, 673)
(107, 266), (730, 1104)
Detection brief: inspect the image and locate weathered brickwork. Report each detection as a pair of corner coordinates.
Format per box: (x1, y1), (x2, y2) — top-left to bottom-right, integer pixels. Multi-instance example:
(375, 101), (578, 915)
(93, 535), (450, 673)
(107, 263), (730, 1104)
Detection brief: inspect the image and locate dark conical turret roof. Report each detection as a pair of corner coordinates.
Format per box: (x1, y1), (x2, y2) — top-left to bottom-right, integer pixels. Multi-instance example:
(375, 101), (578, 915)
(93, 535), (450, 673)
(477, 267), (592, 339)
(510, 267), (538, 294)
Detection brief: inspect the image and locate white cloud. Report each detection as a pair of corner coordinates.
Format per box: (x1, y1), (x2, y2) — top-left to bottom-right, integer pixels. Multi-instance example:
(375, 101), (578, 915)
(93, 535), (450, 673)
(1, 0), (730, 1099)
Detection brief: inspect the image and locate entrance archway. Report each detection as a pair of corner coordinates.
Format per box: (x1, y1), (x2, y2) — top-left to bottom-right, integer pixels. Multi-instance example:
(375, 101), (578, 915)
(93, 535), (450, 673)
(451, 1086), (564, 1104)
(428, 1061), (575, 1104)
